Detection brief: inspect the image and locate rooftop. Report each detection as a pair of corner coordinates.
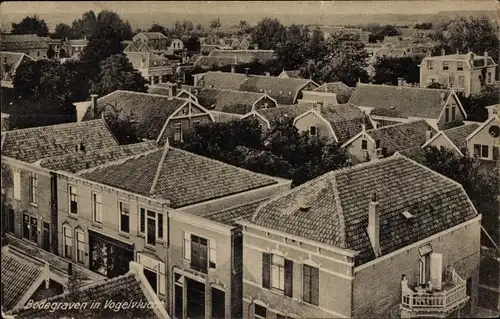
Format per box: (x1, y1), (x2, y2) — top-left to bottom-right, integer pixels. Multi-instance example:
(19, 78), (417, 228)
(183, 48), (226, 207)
(38, 141), (159, 173)
(349, 83), (454, 119)
(1, 51), (34, 81)
(1, 119), (119, 163)
(442, 123), (481, 152)
(194, 87), (273, 115)
(1, 34), (49, 50)
(124, 51), (171, 69)
(204, 197), (271, 226)
(208, 49), (276, 64)
(79, 146), (280, 209)
(250, 155), (478, 265)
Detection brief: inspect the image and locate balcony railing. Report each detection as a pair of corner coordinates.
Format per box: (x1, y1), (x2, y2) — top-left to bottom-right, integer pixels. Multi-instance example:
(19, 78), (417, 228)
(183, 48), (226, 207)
(401, 268), (469, 316)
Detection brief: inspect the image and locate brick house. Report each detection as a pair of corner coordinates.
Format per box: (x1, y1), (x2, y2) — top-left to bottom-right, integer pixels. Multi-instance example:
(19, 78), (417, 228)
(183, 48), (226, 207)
(81, 90), (214, 144)
(342, 120), (437, 163)
(349, 83), (467, 130)
(293, 103), (373, 144)
(239, 154), (480, 318)
(1, 119), (119, 255)
(54, 144), (290, 316)
(419, 52), (497, 97)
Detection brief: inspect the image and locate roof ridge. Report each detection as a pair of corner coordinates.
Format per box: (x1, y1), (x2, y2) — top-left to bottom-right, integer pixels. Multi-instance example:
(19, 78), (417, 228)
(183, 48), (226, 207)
(149, 143), (170, 197)
(330, 174), (347, 248)
(443, 122), (480, 133)
(3, 118), (107, 134)
(76, 147), (161, 176)
(366, 119), (429, 133)
(205, 196), (272, 218)
(101, 89), (186, 101)
(199, 87), (265, 96)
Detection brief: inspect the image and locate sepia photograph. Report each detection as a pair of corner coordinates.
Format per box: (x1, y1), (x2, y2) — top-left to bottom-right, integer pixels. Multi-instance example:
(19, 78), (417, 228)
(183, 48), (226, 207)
(0, 0), (499, 318)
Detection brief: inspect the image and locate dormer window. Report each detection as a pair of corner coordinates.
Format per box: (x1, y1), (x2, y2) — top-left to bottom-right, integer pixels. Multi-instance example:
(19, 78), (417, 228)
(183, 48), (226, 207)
(457, 62), (463, 71)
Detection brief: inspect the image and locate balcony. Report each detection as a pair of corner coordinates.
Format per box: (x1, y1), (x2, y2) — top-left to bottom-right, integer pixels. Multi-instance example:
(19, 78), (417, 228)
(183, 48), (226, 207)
(401, 268), (469, 318)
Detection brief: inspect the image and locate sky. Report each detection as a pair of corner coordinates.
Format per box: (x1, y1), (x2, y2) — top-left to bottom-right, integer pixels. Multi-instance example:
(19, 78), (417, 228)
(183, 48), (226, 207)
(1, 0), (498, 16)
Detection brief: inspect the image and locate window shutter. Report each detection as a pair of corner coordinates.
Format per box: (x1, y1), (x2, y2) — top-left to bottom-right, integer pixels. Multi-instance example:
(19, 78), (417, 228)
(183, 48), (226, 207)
(262, 253), (271, 289)
(284, 259), (293, 297)
(430, 253), (443, 290)
(303, 265), (311, 303)
(310, 266), (319, 306)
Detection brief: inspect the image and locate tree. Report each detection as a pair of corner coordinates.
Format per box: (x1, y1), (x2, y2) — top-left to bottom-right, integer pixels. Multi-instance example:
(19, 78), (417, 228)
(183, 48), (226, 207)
(103, 105), (140, 145)
(71, 10), (97, 39)
(54, 23), (73, 39)
(90, 54), (148, 97)
(366, 24), (401, 42)
(12, 59), (76, 128)
(305, 27), (327, 62)
(209, 18), (221, 31)
(47, 47), (55, 59)
(251, 17), (285, 50)
(182, 20), (194, 32)
(303, 31), (369, 86)
(373, 55), (423, 85)
(415, 22), (433, 30)
(185, 35), (201, 53)
(147, 23), (167, 35)
(275, 25), (310, 70)
(11, 15), (48, 36)
(458, 85), (500, 122)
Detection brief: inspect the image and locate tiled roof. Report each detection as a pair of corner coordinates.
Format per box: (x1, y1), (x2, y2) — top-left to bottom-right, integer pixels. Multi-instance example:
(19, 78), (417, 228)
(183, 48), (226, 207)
(204, 198), (271, 226)
(397, 146), (427, 164)
(194, 55), (239, 68)
(208, 49), (276, 64)
(256, 104), (313, 125)
(82, 91), (187, 141)
(349, 83), (452, 119)
(11, 272), (158, 319)
(313, 82), (354, 104)
(38, 141), (159, 173)
(1, 119), (119, 163)
(195, 88), (269, 115)
(321, 104), (374, 143)
(79, 147), (279, 208)
(374, 47), (408, 59)
(136, 32), (168, 40)
(365, 120), (436, 155)
(280, 70), (302, 78)
(124, 51), (171, 69)
(209, 111), (243, 123)
(69, 39), (88, 46)
(1, 250), (44, 310)
(251, 155), (478, 265)
(1, 34), (49, 50)
(198, 71), (317, 105)
(1, 51), (34, 81)
(442, 123), (481, 151)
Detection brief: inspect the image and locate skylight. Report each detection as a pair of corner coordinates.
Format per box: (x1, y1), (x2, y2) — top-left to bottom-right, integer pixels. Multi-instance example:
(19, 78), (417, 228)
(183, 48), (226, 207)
(402, 211), (414, 220)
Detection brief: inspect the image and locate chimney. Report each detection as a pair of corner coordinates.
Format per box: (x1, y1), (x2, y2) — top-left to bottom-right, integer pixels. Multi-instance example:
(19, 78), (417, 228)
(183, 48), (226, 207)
(265, 72), (270, 77)
(90, 94), (98, 119)
(168, 83), (177, 97)
(426, 50), (431, 57)
(367, 193), (381, 257)
(314, 101), (324, 114)
(440, 48), (445, 56)
(244, 68), (250, 77)
(231, 64), (236, 73)
(484, 51), (488, 66)
(425, 130), (433, 141)
(440, 91), (446, 104)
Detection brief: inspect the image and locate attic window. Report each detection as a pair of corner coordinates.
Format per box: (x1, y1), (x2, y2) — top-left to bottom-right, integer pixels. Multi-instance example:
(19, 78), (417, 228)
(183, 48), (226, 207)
(79, 142), (86, 151)
(402, 211), (414, 220)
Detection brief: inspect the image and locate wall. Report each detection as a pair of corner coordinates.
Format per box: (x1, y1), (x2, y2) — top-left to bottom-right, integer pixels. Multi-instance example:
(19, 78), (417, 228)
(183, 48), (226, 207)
(242, 226), (355, 318)
(168, 213), (237, 318)
(467, 117), (500, 161)
(345, 133), (376, 164)
(294, 111), (334, 140)
(437, 95), (465, 130)
(161, 113), (213, 144)
(254, 97), (277, 110)
(2, 158), (54, 251)
(426, 133), (462, 156)
(352, 218), (481, 318)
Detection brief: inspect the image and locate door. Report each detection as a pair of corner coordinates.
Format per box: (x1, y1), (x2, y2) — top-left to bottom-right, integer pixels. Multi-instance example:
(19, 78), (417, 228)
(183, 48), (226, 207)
(30, 217), (38, 244)
(430, 253), (443, 290)
(42, 222), (50, 251)
(174, 284), (183, 319)
(211, 287), (225, 319)
(143, 268), (158, 294)
(186, 278), (205, 319)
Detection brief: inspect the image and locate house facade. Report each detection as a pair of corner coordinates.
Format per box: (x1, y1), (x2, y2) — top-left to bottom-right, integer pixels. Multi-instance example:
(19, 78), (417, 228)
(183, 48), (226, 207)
(466, 114), (500, 161)
(132, 32), (170, 52)
(124, 51), (174, 84)
(239, 155), (480, 319)
(420, 52), (497, 97)
(422, 123), (481, 157)
(1, 51), (35, 84)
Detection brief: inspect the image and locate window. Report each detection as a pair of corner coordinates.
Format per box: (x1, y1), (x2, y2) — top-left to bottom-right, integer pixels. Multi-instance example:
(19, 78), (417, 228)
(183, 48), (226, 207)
(13, 170), (21, 200)
(209, 240), (216, 269)
(119, 202), (130, 233)
(458, 76), (465, 89)
(174, 123), (182, 142)
(262, 253), (293, 297)
(76, 230), (85, 264)
(143, 210), (163, 246)
(23, 214), (30, 240)
(63, 225), (73, 258)
(271, 255), (285, 291)
(30, 217), (37, 243)
(487, 72), (492, 84)
(426, 60), (433, 70)
(451, 106), (456, 121)
(445, 107), (450, 122)
(457, 62), (463, 71)
(481, 145), (489, 158)
(473, 144), (481, 157)
(184, 233), (216, 273)
(303, 264), (319, 306)
(442, 61), (449, 71)
(7, 207), (15, 233)
(69, 186), (78, 215)
(29, 174), (37, 204)
(92, 193), (102, 223)
(361, 139), (368, 150)
(254, 304), (266, 319)
(139, 208), (145, 234)
(157, 213), (163, 240)
(309, 126), (317, 136)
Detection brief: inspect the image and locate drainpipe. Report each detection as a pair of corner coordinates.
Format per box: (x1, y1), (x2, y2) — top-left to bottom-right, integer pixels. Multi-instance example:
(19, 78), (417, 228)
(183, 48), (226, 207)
(247, 297), (254, 318)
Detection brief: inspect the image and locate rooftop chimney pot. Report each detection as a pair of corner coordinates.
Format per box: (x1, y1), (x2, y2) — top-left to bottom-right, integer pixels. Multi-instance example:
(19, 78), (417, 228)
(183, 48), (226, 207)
(90, 94), (98, 119)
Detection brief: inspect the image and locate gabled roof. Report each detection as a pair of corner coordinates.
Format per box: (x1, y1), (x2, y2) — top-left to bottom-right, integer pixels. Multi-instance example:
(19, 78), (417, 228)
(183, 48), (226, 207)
(250, 154), (478, 265)
(250, 104), (313, 127)
(1, 51), (34, 81)
(204, 197), (271, 227)
(313, 82), (353, 104)
(466, 115), (500, 142)
(197, 71), (318, 104)
(208, 49), (276, 64)
(343, 120), (436, 155)
(194, 87), (275, 115)
(349, 83), (456, 119)
(78, 146), (280, 209)
(82, 91), (189, 141)
(124, 51), (171, 69)
(423, 123), (480, 155)
(1, 34), (49, 50)
(134, 32), (168, 40)
(1, 119), (119, 163)
(38, 141), (159, 173)
(10, 263), (169, 319)
(279, 70), (302, 78)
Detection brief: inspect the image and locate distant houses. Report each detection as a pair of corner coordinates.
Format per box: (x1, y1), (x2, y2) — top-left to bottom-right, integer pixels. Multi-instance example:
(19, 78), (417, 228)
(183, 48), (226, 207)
(1, 34), (48, 59)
